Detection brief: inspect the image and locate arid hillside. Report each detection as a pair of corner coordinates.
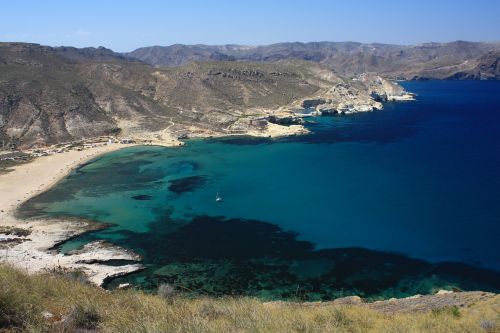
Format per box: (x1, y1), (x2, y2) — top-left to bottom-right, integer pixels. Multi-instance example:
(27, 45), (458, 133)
(0, 43), (407, 148)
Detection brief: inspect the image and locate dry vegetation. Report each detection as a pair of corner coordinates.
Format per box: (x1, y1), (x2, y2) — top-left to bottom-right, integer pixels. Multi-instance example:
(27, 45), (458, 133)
(0, 265), (499, 333)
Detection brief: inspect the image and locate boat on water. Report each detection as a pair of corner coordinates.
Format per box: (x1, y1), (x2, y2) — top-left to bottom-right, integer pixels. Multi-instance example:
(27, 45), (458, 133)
(215, 192), (223, 202)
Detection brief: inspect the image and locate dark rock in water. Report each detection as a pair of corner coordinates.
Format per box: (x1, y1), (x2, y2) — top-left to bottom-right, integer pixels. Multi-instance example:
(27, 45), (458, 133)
(168, 176), (206, 194)
(132, 194), (152, 201)
(107, 214), (500, 300)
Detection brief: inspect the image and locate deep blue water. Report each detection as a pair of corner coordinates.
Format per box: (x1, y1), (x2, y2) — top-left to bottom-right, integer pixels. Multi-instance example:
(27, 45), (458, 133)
(22, 81), (500, 300)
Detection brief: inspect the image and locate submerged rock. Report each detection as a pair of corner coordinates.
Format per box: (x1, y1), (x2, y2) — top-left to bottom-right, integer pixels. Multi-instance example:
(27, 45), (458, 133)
(168, 175), (207, 194)
(131, 194), (152, 201)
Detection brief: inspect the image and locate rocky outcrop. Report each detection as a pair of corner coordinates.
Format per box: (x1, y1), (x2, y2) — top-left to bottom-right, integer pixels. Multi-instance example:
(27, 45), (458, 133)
(266, 291), (497, 315)
(475, 52), (500, 79)
(367, 75), (416, 101)
(290, 74), (413, 116)
(0, 218), (143, 286)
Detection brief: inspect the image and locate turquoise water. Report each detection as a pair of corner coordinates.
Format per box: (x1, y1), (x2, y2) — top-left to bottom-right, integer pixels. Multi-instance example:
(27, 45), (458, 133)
(22, 81), (500, 300)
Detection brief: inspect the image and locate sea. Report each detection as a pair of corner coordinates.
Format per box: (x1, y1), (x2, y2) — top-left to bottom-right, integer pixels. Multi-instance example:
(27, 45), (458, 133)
(20, 80), (500, 300)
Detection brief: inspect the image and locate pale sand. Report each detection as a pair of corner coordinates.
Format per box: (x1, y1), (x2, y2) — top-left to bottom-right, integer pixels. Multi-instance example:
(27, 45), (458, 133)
(1, 144), (128, 224)
(0, 143), (146, 285)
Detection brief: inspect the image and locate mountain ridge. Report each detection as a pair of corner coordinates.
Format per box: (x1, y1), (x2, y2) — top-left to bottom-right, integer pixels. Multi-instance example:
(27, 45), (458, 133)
(126, 40), (500, 80)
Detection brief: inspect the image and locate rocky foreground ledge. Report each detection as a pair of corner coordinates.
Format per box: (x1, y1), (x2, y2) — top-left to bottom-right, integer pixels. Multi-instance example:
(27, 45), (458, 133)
(266, 290), (497, 315)
(0, 217), (144, 287)
(1, 261), (498, 333)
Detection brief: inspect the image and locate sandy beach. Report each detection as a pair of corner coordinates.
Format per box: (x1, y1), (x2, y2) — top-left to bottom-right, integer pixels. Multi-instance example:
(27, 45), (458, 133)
(1, 144), (128, 224)
(0, 122), (305, 286)
(0, 143), (147, 285)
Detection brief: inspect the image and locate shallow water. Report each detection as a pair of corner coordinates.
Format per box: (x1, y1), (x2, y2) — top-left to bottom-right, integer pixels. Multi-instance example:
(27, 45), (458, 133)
(22, 81), (500, 300)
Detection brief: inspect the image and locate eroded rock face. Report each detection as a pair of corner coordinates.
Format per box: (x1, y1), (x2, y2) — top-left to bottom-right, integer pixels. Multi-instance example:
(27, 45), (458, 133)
(293, 74), (413, 116)
(367, 75), (416, 101)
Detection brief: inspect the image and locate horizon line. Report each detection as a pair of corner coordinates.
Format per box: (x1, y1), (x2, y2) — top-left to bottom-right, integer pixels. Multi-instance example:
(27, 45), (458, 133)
(1, 39), (500, 53)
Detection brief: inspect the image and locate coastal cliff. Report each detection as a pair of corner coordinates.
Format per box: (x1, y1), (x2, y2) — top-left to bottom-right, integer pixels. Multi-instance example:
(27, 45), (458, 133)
(294, 74), (414, 115)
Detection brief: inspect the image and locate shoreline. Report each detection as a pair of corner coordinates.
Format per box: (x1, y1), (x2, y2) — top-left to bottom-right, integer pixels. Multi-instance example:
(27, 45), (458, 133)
(0, 94), (419, 288)
(1, 123), (499, 298)
(0, 143), (148, 285)
(0, 124), (306, 286)
(1, 144), (131, 223)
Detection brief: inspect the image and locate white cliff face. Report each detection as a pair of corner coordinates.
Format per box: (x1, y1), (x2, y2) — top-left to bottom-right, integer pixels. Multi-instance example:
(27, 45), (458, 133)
(237, 72), (414, 130)
(291, 74), (410, 117)
(367, 75), (416, 102)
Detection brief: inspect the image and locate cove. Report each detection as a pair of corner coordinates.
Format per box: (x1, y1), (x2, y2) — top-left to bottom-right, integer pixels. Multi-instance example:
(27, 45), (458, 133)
(21, 81), (500, 300)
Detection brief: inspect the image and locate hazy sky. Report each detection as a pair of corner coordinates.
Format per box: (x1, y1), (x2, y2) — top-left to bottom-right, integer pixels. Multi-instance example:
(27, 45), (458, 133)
(1, 0), (499, 52)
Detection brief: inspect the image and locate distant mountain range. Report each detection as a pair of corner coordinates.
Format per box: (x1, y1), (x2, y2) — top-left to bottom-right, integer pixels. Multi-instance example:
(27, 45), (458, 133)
(127, 41), (500, 80)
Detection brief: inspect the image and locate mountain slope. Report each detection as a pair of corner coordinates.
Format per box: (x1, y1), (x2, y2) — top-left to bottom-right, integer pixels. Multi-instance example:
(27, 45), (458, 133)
(1, 43), (406, 148)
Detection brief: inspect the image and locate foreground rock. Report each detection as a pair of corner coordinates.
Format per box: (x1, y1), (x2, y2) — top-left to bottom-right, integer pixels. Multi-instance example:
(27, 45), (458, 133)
(365, 291), (494, 314)
(265, 290), (497, 315)
(0, 218), (143, 286)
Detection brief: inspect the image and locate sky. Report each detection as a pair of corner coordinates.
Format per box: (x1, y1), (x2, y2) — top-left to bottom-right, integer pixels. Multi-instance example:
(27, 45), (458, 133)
(1, 0), (499, 52)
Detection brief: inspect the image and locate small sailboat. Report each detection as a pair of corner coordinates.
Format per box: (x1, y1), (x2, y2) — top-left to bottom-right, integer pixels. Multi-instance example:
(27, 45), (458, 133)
(215, 192), (223, 202)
